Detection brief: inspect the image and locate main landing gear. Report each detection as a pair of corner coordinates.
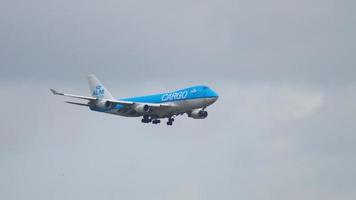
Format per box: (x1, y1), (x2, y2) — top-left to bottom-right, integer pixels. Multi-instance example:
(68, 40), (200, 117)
(141, 116), (160, 124)
(152, 119), (161, 124)
(141, 116), (174, 126)
(141, 116), (152, 123)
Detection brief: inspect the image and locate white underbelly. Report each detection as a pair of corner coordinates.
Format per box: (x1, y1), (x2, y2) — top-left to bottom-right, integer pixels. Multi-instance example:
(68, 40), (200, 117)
(152, 98), (210, 117)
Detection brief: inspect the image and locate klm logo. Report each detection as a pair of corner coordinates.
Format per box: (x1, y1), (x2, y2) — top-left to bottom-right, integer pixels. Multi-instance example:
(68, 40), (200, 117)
(92, 85), (105, 98)
(190, 88), (197, 93)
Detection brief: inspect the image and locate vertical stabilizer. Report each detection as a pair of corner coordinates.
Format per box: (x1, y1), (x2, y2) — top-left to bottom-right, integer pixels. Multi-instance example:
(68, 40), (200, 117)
(88, 74), (114, 99)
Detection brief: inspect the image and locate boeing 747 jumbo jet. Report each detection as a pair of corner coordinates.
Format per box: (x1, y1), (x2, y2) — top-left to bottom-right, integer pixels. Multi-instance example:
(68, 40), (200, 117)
(51, 74), (219, 126)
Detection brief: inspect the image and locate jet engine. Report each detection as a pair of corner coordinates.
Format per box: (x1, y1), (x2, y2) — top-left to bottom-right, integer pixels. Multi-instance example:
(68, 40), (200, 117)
(134, 104), (150, 114)
(189, 109), (208, 119)
(90, 100), (113, 109)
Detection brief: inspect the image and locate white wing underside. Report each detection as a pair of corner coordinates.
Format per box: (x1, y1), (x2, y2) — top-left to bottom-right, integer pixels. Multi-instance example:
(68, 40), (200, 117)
(50, 89), (174, 109)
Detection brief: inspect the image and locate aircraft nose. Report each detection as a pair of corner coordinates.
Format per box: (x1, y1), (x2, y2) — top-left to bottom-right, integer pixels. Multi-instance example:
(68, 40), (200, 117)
(211, 96), (218, 103)
(205, 88), (219, 104)
(208, 88), (219, 98)
(205, 96), (218, 105)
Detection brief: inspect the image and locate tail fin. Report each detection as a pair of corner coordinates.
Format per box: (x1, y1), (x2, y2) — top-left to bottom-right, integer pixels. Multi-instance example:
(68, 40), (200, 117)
(88, 74), (114, 99)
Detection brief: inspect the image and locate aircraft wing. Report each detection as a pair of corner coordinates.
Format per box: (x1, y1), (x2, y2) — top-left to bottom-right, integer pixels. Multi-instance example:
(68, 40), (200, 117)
(50, 89), (96, 101)
(50, 89), (174, 109)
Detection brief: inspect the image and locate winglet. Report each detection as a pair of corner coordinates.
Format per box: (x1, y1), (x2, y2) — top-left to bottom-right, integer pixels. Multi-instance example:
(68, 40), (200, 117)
(50, 89), (63, 95)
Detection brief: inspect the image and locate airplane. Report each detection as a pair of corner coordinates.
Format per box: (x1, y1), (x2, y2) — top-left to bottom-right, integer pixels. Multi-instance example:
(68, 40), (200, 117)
(50, 74), (219, 126)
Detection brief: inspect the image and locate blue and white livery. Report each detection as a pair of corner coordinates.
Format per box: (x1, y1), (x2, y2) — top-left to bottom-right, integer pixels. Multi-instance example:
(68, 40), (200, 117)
(50, 74), (219, 126)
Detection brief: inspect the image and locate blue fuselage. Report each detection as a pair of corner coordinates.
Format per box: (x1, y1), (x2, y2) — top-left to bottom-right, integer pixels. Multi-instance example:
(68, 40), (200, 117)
(91, 85), (218, 118)
(121, 85), (218, 104)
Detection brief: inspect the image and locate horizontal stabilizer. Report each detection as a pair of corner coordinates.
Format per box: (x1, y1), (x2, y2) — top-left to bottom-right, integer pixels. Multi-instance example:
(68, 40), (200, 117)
(65, 101), (89, 107)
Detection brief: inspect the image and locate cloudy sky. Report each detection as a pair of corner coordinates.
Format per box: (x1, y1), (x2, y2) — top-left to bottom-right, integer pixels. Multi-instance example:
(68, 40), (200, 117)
(1, 0), (356, 199)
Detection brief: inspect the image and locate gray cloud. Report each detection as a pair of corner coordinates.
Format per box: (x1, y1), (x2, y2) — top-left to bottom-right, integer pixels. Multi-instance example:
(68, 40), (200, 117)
(1, 0), (355, 84)
(1, 81), (355, 200)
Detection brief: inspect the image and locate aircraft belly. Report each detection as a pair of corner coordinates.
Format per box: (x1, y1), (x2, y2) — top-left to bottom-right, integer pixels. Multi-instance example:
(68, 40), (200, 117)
(152, 98), (207, 117)
(175, 98), (206, 110)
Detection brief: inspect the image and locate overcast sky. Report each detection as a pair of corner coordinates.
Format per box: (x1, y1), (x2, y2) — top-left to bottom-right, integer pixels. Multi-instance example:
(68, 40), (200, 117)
(1, 0), (356, 199)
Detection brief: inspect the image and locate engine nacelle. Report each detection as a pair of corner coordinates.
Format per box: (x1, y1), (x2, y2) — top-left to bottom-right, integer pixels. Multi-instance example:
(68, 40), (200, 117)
(134, 104), (150, 114)
(93, 100), (113, 109)
(189, 109), (208, 119)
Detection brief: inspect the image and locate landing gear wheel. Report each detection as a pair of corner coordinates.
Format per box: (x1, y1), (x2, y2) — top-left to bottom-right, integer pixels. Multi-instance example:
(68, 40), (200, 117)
(166, 117), (174, 126)
(141, 116), (152, 123)
(152, 119), (161, 124)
